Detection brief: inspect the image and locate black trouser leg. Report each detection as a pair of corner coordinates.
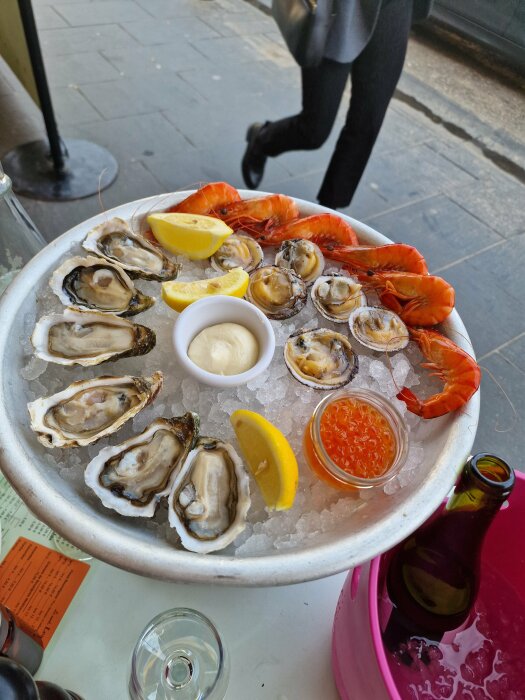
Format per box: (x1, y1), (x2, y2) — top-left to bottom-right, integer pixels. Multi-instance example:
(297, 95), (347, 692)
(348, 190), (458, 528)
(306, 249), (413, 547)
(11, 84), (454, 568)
(317, 0), (413, 208)
(258, 59), (350, 157)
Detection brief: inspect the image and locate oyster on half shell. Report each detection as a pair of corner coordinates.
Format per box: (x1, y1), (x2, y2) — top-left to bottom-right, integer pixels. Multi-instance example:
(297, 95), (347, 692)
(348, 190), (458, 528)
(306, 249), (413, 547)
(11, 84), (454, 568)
(275, 238), (324, 285)
(50, 256), (154, 316)
(284, 328), (358, 390)
(311, 274), (367, 323)
(168, 437), (250, 553)
(245, 265), (307, 320)
(28, 372), (163, 448)
(83, 218), (180, 281)
(31, 308), (156, 366)
(84, 413), (199, 517)
(210, 233), (263, 273)
(348, 306), (409, 353)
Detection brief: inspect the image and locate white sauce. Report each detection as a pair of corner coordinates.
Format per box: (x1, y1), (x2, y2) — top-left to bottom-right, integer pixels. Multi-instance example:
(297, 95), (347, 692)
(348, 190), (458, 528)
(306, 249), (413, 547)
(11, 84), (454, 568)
(188, 323), (259, 376)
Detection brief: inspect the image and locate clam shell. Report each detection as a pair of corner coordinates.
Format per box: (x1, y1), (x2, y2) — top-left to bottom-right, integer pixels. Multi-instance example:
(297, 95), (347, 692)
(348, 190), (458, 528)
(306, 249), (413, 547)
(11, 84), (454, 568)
(84, 413), (199, 517)
(49, 255), (155, 316)
(284, 328), (359, 390)
(274, 238), (324, 285)
(31, 308), (156, 366)
(311, 274), (367, 323)
(168, 436), (251, 553)
(27, 372), (163, 448)
(245, 265), (307, 320)
(210, 233), (263, 273)
(348, 306), (409, 353)
(83, 218), (180, 281)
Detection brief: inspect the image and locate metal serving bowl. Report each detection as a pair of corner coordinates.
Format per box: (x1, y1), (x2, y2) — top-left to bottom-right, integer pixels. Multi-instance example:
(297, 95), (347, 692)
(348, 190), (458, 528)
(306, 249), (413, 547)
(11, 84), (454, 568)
(0, 192), (479, 586)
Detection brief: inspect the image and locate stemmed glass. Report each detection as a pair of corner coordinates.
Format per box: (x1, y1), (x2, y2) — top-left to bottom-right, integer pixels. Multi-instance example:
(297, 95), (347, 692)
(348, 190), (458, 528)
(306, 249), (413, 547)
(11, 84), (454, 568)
(129, 608), (229, 700)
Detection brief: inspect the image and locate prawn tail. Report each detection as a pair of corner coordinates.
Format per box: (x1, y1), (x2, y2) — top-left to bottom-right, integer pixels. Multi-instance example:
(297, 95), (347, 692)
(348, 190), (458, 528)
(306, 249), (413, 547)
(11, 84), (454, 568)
(397, 387), (423, 416)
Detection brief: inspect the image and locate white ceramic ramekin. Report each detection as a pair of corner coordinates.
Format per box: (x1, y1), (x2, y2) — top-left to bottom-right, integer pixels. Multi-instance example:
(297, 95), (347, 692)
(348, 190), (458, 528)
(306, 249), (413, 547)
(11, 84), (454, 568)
(172, 295), (276, 388)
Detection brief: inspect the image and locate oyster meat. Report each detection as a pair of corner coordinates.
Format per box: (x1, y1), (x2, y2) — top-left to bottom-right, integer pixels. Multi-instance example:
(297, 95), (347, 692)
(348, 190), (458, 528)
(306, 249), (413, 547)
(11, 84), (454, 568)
(168, 437), (250, 553)
(311, 274), (366, 323)
(348, 306), (409, 352)
(245, 265), (307, 320)
(275, 238), (324, 285)
(31, 308), (156, 366)
(50, 255), (154, 316)
(284, 328), (358, 389)
(85, 413), (199, 517)
(210, 233), (263, 273)
(83, 218), (180, 281)
(28, 372), (163, 448)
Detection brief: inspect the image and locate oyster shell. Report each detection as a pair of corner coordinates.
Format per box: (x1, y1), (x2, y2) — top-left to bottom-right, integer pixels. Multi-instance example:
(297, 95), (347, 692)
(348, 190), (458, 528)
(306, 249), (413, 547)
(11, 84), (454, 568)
(83, 218), (180, 281)
(84, 413), (199, 517)
(348, 306), (409, 352)
(31, 308), (156, 366)
(50, 255), (154, 316)
(311, 274), (367, 323)
(168, 437), (250, 553)
(28, 372), (163, 448)
(284, 328), (358, 389)
(210, 233), (263, 273)
(245, 265), (307, 320)
(275, 238), (324, 285)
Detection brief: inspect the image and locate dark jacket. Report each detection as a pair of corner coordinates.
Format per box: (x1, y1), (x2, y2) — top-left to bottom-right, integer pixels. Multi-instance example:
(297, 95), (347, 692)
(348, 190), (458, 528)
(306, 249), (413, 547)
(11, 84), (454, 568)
(324, 0), (433, 63)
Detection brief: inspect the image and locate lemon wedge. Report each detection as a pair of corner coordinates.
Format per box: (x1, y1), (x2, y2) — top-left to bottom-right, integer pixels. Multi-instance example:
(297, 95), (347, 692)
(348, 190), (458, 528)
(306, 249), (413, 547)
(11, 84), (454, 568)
(230, 409), (298, 511)
(147, 212), (232, 259)
(161, 267), (249, 312)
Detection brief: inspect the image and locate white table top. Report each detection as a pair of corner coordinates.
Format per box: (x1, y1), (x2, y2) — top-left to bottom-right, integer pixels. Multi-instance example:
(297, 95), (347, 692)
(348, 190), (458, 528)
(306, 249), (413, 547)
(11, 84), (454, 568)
(36, 557), (346, 699)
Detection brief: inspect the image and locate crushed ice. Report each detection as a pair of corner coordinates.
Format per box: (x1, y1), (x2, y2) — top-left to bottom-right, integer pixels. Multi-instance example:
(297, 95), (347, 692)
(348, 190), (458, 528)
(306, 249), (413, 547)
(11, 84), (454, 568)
(22, 241), (432, 558)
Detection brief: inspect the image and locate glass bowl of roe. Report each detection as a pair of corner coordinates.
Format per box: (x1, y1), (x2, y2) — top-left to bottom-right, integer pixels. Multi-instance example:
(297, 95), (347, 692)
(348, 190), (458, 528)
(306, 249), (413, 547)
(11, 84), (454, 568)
(303, 388), (408, 490)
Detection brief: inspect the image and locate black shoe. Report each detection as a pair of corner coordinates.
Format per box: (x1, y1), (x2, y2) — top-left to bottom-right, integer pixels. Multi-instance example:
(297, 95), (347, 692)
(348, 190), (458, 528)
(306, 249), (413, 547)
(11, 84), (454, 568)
(242, 122), (268, 189)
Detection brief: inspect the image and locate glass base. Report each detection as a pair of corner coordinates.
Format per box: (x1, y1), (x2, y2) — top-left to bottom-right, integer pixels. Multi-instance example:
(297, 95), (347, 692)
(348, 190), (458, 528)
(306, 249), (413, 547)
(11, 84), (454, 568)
(129, 608), (229, 700)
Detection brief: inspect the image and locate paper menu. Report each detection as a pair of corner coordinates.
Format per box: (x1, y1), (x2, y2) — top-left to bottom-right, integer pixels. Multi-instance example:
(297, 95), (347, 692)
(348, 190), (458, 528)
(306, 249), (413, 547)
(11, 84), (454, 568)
(0, 472), (91, 647)
(0, 471), (55, 556)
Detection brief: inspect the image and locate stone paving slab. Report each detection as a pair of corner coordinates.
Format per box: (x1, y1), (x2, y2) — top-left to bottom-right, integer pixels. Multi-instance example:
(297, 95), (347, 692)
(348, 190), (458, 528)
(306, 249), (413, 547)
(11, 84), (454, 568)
(366, 194), (503, 273)
(54, 0), (152, 26)
(39, 24), (138, 56)
(121, 17), (221, 45)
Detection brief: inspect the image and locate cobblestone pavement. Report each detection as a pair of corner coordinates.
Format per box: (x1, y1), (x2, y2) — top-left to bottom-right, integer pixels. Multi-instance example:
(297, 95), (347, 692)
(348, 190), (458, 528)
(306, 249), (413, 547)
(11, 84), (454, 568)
(0, 0), (523, 468)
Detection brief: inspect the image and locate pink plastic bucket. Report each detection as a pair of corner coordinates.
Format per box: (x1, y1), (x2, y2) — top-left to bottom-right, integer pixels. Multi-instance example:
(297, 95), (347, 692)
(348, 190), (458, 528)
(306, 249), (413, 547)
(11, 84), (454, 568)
(331, 470), (525, 699)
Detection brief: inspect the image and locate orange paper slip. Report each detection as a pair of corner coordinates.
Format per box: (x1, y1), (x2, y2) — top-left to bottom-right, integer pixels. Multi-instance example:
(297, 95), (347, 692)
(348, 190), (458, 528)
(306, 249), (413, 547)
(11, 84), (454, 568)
(0, 537), (90, 648)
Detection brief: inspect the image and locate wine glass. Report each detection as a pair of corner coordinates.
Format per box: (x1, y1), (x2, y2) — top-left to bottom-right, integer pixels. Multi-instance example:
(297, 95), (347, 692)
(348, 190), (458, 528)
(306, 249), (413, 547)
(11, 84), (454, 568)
(129, 608), (229, 700)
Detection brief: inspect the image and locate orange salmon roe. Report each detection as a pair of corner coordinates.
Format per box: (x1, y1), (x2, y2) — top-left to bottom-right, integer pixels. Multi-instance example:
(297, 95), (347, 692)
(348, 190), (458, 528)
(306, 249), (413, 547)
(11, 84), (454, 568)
(319, 398), (396, 478)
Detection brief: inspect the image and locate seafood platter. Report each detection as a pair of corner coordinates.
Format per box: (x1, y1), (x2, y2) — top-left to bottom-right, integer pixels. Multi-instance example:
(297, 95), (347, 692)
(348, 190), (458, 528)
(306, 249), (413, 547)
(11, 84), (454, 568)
(0, 185), (480, 585)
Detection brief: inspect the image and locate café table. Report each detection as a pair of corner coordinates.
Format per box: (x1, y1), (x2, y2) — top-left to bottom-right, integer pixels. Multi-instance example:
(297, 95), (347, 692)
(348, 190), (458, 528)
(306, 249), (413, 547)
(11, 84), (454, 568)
(37, 555), (345, 698)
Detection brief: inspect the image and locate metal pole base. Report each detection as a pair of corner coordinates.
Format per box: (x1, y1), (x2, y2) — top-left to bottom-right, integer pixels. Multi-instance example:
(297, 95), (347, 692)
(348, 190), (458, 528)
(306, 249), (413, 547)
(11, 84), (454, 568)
(2, 138), (118, 201)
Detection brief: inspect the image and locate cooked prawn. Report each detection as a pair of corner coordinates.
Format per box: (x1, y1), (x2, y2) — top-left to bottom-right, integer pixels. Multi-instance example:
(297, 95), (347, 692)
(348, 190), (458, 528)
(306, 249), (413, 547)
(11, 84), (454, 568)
(326, 243), (428, 275)
(359, 271), (454, 326)
(168, 182), (240, 216)
(255, 213), (359, 247)
(397, 328), (481, 418)
(218, 194), (299, 232)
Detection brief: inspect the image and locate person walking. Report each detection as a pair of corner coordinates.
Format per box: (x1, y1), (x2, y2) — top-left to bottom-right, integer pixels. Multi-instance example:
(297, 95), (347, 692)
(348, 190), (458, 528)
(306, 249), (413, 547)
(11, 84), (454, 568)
(242, 0), (433, 210)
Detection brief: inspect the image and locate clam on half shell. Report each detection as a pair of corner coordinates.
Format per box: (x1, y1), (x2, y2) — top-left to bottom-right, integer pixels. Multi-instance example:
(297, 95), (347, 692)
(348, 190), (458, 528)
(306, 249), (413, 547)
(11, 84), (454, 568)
(168, 436), (251, 554)
(83, 217), (180, 281)
(210, 233), (263, 273)
(275, 238), (324, 285)
(49, 255), (155, 316)
(31, 308), (156, 367)
(84, 413), (199, 517)
(27, 372), (163, 448)
(284, 328), (358, 390)
(311, 274), (367, 323)
(245, 265), (307, 320)
(348, 306), (409, 353)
